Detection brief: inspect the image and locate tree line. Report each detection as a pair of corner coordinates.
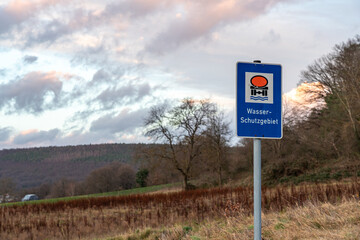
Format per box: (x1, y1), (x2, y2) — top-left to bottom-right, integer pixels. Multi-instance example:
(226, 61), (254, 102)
(0, 143), (141, 191)
(0, 162), (140, 200)
(252, 35), (360, 184)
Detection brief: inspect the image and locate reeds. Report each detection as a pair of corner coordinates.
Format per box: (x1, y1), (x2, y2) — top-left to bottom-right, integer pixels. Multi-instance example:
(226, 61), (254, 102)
(1, 180), (359, 239)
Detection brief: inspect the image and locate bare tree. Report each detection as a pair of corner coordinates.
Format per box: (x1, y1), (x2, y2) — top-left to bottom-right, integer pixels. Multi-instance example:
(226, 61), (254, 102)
(301, 35), (360, 139)
(50, 178), (77, 198)
(0, 178), (16, 202)
(203, 110), (232, 186)
(144, 98), (216, 190)
(84, 163), (136, 194)
(35, 183), (51, 199)
(134, 144), (181, 185)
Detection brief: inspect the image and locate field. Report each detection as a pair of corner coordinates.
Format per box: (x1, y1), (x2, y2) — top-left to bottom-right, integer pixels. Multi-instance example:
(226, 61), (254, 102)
(2, 183), (180, 207)
(118, 198), (360, 240)
(0, 180), (359, 240)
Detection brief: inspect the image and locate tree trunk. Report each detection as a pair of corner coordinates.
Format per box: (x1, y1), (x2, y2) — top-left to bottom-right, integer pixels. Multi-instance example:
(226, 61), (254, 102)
(217, 151), (222, 186)
(183, 174), (190, 190)
(218, 166), (222, 186)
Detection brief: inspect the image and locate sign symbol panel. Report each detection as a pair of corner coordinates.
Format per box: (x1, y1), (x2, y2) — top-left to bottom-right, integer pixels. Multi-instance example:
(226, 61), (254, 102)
(245, 72), (273, 104)
(237, 62), (282, 139)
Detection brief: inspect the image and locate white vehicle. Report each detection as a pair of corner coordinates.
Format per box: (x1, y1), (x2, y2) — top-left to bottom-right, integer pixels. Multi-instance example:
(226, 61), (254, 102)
(21, 194), (39, 201)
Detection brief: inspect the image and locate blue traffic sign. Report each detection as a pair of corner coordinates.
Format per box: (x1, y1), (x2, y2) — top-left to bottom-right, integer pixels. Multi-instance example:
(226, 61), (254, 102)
(236, 62), (282, 139)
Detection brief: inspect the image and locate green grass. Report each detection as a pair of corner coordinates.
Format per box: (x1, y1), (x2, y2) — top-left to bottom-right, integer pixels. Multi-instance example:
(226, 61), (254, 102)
(274, 169), (358, 185)
(88, 183), (180, 197)
(1, 182), (181, 207)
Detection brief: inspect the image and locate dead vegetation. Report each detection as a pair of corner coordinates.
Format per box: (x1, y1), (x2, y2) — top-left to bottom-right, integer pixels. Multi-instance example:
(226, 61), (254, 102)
(0, 180), (360, 239)
(124, 198), (359, 240)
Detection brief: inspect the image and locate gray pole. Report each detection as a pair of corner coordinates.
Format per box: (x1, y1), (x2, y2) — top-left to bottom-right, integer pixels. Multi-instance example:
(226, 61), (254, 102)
(254, 138), (261, 240)
(253, 59), (262, 240)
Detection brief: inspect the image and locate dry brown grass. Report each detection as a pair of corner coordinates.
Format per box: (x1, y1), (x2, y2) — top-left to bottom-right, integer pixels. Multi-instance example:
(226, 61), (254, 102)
(115, 198), (360, 240)
(193, 198), (360, 240)
(0, 180), (359, 239)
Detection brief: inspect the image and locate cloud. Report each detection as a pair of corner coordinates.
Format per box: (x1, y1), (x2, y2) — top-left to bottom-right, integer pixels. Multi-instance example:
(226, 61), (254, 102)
(91, 69), (111, 85)
(2, 0), (289, 53)
(88, 67), (125, 87)
(13, 128), (60, 145)
(0, 1), (33, 34)
(1, 0), (292, 58)
(0, 69), (6, 76)
(95, 82), (152, 108)
(24, 8), (104, 46)
(0, 71), (63, 114)
(0, 127), (13, 142)
(0, 1), (95, 49)
(5, 0), (165, 46)
(23, 55), (38, 64)
(90, 108), (145, 134)
(71, 44), (108, 66)
(26, 20), (72, 46)
(104, 0), (168, 19)
(144, 0), (289, 54)
(0, 0), (66, 34)
(259, 29), (281, 44)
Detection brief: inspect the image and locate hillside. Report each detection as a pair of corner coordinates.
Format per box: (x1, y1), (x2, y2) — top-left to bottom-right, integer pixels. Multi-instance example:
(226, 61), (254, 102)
(0, 143), (142, 189)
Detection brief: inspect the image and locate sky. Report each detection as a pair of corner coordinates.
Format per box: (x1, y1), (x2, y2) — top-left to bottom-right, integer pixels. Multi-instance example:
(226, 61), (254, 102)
(0, 0), (359, 149)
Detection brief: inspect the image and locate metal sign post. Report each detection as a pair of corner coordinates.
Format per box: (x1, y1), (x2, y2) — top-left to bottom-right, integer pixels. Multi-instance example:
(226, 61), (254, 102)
(253, 138), (261, 240)
(236, 60), (282, 240)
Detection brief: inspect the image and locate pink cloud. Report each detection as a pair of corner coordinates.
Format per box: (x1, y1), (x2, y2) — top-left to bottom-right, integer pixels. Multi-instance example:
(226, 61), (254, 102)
(0, 71), (65, 113)
(1, 0), (294, 51)
(13, 128), (60, 145)
(144, 0), (291, 54)
(0, 0), (66, 34)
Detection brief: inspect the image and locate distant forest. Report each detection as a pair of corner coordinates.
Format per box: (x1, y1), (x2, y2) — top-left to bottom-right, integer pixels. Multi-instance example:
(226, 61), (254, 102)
(0, 143), (141, 189)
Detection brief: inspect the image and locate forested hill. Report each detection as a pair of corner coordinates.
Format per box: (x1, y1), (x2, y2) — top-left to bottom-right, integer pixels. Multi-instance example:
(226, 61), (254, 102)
(0, 143), (142, 189)
(0, 143), (139, 162)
